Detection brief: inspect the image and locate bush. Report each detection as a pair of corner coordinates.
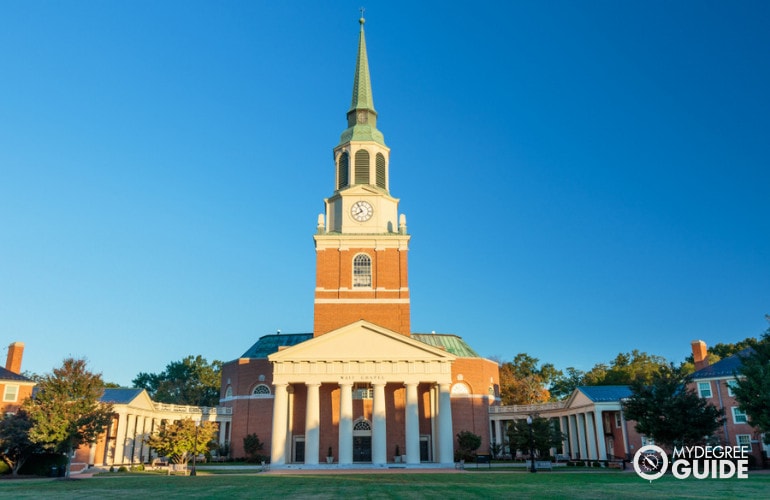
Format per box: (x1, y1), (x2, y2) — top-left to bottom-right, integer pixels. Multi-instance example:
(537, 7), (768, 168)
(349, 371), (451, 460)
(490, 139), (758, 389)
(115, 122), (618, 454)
(130, 464), (145, 472)
(118, 466), (128, 473)
(0, 461), (10, 475)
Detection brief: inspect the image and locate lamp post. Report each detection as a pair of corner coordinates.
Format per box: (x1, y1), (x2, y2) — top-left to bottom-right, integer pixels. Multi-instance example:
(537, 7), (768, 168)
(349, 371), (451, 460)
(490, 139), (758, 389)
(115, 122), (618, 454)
(526, 415), (536, 473)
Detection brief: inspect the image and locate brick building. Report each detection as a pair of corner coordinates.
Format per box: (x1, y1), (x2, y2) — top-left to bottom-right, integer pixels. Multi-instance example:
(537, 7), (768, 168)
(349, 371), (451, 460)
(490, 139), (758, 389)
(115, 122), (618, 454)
(1, 342), (35, 415)
(219, 17), (499, 467)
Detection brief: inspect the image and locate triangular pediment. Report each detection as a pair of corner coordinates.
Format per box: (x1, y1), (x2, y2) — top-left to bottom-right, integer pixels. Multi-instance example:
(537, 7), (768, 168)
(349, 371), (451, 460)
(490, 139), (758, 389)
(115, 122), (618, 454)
(268, 320), (455, 363)
(565, 389), (593, 409)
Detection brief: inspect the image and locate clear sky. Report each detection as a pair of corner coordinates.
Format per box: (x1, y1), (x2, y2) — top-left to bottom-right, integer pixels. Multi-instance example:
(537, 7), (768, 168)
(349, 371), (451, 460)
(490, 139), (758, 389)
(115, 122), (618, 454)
(2, 1), (769, 386)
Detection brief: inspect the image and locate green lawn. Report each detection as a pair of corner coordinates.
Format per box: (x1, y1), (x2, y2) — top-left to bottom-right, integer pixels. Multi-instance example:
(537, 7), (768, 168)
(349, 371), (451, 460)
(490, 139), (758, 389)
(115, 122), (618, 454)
(0, 470), (767, 499)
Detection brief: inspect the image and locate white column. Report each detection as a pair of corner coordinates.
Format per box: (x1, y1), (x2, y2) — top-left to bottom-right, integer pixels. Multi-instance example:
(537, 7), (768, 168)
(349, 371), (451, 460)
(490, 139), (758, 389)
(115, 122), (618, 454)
(124, 414), (137, 463)
(568, 414), (578, 459)
(372, 382), (387, 465)
(586, 412), (598, 459)
(339, 382), (353, 465)
(619, 409), (630, 460)
(576, 413), (588, 459)
(494, 419), (503, 447)
(305, 382), (321, 465)
(595, 410), (607, 460)
(437, 383), (454, 464)
(560, 416), (570, 457)
(271, 383), (289, 465)
(405, 382), (420, 465)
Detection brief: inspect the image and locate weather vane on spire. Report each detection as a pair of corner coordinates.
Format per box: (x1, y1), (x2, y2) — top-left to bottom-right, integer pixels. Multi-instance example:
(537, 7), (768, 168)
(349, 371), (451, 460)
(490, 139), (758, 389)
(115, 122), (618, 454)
(359, 7), (365, 24)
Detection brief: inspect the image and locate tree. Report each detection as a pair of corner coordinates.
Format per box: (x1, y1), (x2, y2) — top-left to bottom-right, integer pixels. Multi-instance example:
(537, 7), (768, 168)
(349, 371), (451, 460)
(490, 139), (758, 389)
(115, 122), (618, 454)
(549, 367), (586, 400)
(499, 353), (561, 405)
(0, 410), (41, 476)
(146, 418), (217, 465)
(583, 350), (668, 386)
(506, 417), (564, 458)
(622, 364), (724, 450)
(132, 355), (223, 407)
(731, 326), (770, 444)
(242, 433), (266, 463)
(23, 358), (113, 478)
(455, 430), (482, 461)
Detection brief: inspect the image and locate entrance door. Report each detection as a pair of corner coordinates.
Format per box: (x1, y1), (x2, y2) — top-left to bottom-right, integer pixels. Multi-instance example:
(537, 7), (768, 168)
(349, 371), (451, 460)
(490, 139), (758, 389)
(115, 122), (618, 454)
(353, 436), (372, 462)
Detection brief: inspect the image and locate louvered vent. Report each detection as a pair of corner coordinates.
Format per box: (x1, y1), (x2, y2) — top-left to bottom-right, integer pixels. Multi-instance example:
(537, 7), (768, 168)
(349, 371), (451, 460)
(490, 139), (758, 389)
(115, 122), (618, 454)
(375, 153), (386, 189)
(355, 150), (370, 184)
(337, 152), (349, 190)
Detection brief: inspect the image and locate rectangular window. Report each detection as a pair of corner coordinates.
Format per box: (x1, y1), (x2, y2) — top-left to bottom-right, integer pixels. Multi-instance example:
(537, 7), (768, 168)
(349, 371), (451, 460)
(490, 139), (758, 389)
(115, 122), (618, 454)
(614, 413), (622, 429)
(736, 434), (752, 452)
(2, 385), (18, 402)
(726, 380), (739, 397)
(732, 407), (748, 424)
(697, 382), (712, 398)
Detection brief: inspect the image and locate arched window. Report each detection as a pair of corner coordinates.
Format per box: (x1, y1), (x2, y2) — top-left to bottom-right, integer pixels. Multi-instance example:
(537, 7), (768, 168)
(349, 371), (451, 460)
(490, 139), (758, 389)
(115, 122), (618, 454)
(252, 384), (272, 397)
(353, 420), (372, 431)
(451, 383), (470, 395)
(337, 152), (349, 190)
(224, 385), (233, 398)
(354, 149), (370, 184)
(353, 254), (372, 288)
(375, 153), (386, 189)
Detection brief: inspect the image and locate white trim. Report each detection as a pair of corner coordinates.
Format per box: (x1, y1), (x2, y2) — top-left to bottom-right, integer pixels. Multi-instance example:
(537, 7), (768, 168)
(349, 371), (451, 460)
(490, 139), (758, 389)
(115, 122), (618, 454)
(731, 406), (748, 425)
(2, 384), (19, 402)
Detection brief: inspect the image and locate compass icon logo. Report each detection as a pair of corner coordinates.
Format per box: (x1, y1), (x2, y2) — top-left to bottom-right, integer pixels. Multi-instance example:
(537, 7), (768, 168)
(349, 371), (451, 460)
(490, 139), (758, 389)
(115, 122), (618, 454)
(633, 445), (669, 481)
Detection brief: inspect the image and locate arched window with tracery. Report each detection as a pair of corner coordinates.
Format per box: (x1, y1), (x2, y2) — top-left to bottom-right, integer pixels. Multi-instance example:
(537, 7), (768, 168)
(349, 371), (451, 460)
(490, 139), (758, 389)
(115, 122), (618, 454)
(252, 384), (272, 397)
(353, 253), (372, 288)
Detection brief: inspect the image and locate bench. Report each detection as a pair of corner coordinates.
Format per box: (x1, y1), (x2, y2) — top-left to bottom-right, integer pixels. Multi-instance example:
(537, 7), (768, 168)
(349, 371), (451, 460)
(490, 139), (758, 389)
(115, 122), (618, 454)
(168, 464), (189, 476)
(151, 458), (169, 470)
(455, 459), (465, 470)
(535, 461), (553, 471)
(475, 454), (491, 469)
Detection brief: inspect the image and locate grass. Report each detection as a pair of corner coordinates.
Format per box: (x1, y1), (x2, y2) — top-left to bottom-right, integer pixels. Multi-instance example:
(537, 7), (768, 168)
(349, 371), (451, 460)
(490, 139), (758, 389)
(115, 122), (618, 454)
(0, 470), (767, 499)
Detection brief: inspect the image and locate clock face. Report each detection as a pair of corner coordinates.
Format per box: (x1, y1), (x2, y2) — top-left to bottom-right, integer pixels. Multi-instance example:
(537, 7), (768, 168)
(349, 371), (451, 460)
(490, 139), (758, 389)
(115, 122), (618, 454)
(351, 200), (373, 222)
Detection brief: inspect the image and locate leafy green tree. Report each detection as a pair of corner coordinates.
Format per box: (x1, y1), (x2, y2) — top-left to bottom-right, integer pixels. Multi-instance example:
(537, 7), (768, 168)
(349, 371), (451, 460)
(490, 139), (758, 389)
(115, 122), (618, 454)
(455, 430), (482, 461)
(499, 353), (562, 405)
(146, 418), (217, 465)
(622, 364), (724, 449)
(242, 433), (266, 462)
(0, 410), (41, 476)
(506, 417), (564, 458)
(584, 350), (668, 386)
(732, 326), (770, 444)
(549, 367), (586, 400)
(132, 355), (223, 407)
(23, 358), (113, 478)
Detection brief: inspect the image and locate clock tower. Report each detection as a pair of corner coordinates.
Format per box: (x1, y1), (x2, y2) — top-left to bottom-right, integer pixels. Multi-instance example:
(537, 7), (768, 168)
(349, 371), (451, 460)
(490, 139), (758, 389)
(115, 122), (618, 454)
(313, 17), (411, 337)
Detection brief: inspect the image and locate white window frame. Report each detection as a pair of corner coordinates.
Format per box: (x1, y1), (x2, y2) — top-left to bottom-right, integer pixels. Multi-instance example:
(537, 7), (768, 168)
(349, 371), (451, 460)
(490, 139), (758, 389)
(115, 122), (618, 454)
(732, 406), (748, 425)
(726, 379), (739, 397)
(2, 385), (18, 402)
(614, 413), (622, 429)
(697, 381), (712, 398)
(736, 434), (752, 452)
(352, 253), (372, 288)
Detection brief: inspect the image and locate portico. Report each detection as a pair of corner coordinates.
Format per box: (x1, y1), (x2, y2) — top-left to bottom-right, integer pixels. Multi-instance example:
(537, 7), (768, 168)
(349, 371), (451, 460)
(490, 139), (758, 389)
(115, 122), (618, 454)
(268, 320), (456, 466)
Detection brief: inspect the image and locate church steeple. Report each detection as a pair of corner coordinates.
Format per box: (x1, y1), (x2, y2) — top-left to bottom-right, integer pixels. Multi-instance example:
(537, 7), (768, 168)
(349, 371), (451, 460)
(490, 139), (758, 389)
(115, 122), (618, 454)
(339, 15), (385, 147)
(313, 15), (411, 337)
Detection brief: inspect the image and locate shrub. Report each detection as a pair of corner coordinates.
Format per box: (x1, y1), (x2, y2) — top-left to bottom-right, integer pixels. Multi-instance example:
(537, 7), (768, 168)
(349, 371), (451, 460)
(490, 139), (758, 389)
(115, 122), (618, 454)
(18, 453), (67, 477)
(118, 466), (128, 473)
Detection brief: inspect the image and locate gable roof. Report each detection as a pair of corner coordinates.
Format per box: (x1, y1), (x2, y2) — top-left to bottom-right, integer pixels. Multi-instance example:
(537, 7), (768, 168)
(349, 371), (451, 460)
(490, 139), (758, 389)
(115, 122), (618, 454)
(577, 385), (632, 402)
(0, 366), (33, 383)
(691, 347), (753, 379)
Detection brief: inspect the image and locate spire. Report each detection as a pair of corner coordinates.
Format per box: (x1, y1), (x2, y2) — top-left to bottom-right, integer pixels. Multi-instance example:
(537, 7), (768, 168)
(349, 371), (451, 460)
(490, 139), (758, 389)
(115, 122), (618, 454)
(349, 15), (376, 115)
(339, 13), (385, 146)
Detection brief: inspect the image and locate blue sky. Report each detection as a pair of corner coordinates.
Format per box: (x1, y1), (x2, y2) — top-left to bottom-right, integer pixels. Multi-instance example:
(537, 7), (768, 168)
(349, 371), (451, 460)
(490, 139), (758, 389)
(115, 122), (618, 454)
(2, 1), (769, 386)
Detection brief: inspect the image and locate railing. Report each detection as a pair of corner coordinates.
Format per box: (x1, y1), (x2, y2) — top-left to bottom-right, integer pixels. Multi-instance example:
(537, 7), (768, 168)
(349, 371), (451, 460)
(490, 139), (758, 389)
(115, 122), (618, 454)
(152, 403), (233, 415)
(489, 401), (567, 414)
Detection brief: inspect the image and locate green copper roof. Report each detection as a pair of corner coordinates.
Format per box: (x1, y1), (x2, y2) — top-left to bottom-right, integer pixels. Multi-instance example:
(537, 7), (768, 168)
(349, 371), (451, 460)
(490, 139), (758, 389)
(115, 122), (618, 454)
(338, 16), (386, 147)
(349, 17), (375, 114)
(412, 333), (481, 358)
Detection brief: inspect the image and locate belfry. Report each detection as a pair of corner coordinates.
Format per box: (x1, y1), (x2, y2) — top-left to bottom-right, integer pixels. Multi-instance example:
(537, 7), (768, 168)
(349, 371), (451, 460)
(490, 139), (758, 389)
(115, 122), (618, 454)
(219, 16), (499, 467)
